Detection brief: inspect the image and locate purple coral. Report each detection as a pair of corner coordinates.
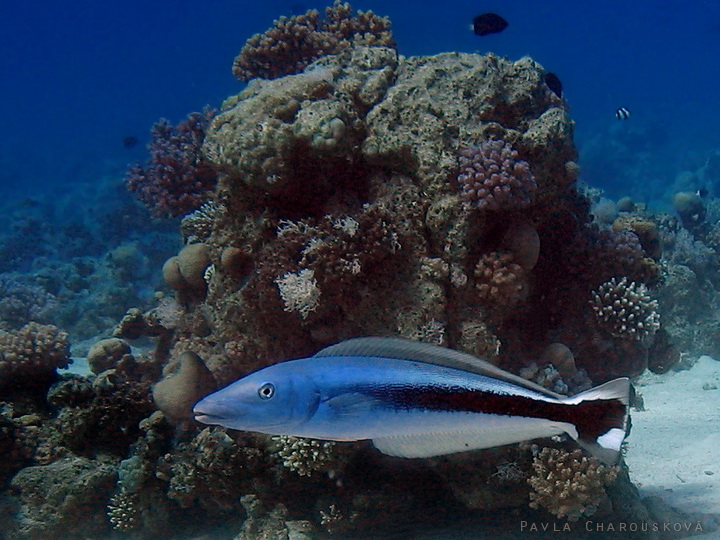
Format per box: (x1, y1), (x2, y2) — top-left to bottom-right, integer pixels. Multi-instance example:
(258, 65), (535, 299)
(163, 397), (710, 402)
(457, 140), (537, 211)
(126, 108), (217, 218)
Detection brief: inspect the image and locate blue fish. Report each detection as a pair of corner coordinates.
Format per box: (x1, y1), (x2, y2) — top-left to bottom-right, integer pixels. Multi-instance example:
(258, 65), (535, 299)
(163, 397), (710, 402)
(194, 337), (630, 463)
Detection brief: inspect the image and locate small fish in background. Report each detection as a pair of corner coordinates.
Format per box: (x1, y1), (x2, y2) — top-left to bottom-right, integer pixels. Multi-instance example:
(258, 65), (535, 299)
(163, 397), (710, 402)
(544, 72), (563, 98)
(19, 198), (40, 208)
(696, 186), (709, 198)
(615, 107), (631, 120)
(289, 3), (306, 15)
(122, 135), (138, 149)
(194, 337), (630, 464)
(472, 13), (509, 36)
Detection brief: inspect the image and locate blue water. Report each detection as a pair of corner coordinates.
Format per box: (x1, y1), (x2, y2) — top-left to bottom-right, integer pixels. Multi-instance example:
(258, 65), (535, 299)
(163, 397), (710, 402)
(2, 1), (719, 200)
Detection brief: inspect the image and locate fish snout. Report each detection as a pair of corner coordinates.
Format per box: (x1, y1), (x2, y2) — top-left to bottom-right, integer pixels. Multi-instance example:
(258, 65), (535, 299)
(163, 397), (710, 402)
(193, 396), (238, 426)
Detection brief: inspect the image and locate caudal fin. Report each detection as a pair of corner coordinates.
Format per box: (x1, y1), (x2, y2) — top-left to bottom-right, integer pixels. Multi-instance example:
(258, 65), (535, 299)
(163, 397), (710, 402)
(560, 378), (631, 464)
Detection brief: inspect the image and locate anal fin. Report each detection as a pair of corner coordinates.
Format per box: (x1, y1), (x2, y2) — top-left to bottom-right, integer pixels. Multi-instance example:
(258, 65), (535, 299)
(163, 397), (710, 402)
(372, 419), (567, 458)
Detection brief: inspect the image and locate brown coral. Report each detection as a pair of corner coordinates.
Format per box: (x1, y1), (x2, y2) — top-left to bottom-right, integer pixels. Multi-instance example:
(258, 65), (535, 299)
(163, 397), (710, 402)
(152, 351), (216, 423)
(474, 252), (528, 319)
(86, 338), (131, 375)
(0, 322), (70, 384)
(232, 1), (394, 81)
(591, 277), (660, 340)
(528, 447), (619, 521)
(612, 215), (661, 260)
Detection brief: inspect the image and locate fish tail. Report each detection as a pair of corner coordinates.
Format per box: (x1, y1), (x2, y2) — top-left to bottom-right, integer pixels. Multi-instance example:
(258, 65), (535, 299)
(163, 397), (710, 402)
(560, 378), (630, 464)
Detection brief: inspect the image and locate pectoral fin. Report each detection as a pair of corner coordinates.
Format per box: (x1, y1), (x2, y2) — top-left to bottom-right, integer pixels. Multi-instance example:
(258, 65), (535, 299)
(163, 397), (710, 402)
(324, 392), (378, 421)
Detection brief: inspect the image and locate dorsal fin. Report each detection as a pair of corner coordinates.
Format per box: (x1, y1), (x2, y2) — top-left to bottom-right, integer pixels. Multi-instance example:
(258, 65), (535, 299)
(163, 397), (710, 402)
(314, 337), (563, 399)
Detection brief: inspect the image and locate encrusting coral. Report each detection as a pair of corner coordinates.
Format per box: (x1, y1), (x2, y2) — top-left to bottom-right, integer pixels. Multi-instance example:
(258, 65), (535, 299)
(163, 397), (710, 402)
(528, 447), (619, 521)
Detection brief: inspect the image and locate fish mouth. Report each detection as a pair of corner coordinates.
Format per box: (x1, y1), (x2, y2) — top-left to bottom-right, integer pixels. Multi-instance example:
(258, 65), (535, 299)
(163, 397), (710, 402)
(194, 413), (225, 424)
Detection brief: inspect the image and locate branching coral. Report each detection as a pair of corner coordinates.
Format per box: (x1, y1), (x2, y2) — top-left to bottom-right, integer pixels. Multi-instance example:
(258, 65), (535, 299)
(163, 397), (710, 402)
(457, 139), (536, 211)
(157, 428), (263, 513)
(591, 277), (660, 340)
(107, 490), (141, 531)
(180, 201), (226, 243)
(270, 435), (346, 477)
(528, 448), (619, 521)
(126, 108), (217, 218)
(474, 252), (528, 318)
(563, 225), (659, 287)
(232, 1), (394, 81)
(274, 268), (321, 319)
(0, 322), (70, 382)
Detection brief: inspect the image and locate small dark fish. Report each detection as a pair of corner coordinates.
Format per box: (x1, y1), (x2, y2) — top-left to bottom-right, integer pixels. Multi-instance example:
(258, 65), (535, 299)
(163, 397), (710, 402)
(122, 135), (138, 149)
(615, 107), (631, 120)
(289, 3), (306, 15)
(472, 13), (508, 36)
(19, 198), (39, 208)
(544, 72), (563, 98)
(696, 186), (709, 198)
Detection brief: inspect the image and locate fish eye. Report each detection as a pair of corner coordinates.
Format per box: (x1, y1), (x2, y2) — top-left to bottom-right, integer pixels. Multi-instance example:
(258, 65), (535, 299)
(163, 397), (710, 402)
(258, 382), (275, 400)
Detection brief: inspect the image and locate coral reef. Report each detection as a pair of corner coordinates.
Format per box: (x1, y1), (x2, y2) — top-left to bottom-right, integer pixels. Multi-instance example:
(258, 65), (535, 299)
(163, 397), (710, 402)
(126, 108), (218, 218)
(235, 494), (315, 539)
(474, 252), (528, 318)
(590, 277), (660, 341)
(162, 243), (212, 296)
(456, 139), (537, 211)
(270, 435), (348, 478)
(0, 323), (70, 390)
(672, 191), (706, 232)
(0, 7), (696, 538)
(0, 275), (56, 331)
(107, 490), (141, 531)
(232, 1), (394, 81)
(528, 447), (619, 522)
(180, 201), (226, 243)
(156, 428), (264, 513)
(3, 456), (117, 538)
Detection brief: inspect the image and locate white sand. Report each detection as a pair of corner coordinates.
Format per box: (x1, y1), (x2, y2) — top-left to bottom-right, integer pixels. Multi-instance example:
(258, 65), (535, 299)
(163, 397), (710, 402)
(627, 356), (720, 516)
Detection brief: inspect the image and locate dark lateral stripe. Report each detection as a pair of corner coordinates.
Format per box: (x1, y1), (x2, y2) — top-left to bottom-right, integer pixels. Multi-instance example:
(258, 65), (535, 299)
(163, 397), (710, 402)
(364, 384), (626, 442)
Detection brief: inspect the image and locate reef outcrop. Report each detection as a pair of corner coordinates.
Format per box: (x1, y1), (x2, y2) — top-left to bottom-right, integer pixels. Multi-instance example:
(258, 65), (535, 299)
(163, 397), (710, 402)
(2, 5), (698, 538)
